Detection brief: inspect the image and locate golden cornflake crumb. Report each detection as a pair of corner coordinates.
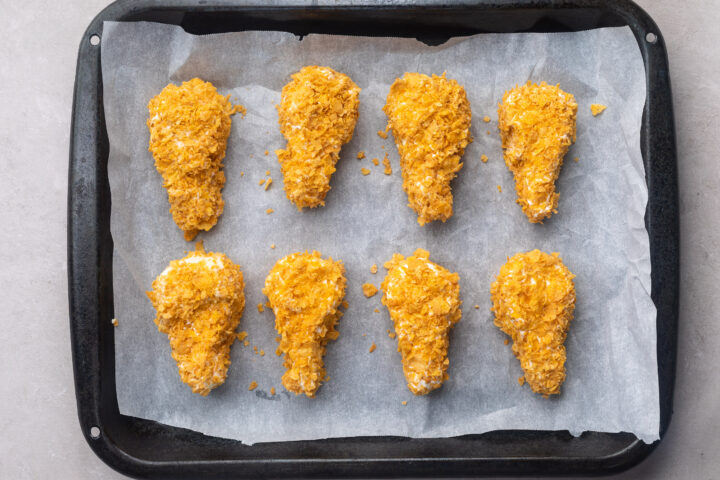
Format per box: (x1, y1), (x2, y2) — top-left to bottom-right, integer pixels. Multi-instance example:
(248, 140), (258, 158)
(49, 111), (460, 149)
(481, 154), (488, 163)
(233, 104), (247, 117)
(111, 318), (119, 327)
(362, 283), (378, 297)
(401, 401), (407, 405)
(270, 244), (276, 249)
(590, 104), (607, 116)
(369, 343), (377, 353)
(253, 345), (259, 354)
(372, 158), (380, 166)
(382, 153), (392, 175)
(361, 167), (371, 176)
(265, 178), (273, 190)
(258, 179), (266, 186)
(377, 130), (388, 139)
(270, 387), (276, 395)
(518, 376), (525, 386)
(265, 170), (271, 175)
(483, 115), (491, 123)
(375, 308), (380, 313)
(497, 185), (502, 193)
(257, 303), (265, 313)
(486, 130), (491, 135)
(362, 333), (367, 337)
(248, 381), (258, 391)
(357, 151), (366, 159)
(275, 347), (282, 356)
(266, 208), (274, 214)
(240, 171), (245, 177)
(341, 300), (349, 309)
(237, 331), (248, 341)
(370, 264), (378, 274)
(387, 329), (396, 339)
(244, 340), (250, 346)
(474, 305), (479, 309)
(260, 350), (265, 356)
(264, 150), (269, 156)
(504, 338), (509, 345)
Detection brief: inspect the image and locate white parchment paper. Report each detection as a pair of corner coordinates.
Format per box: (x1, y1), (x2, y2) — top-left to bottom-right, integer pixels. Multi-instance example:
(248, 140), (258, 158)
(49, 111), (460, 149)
(102, 21), (659, 444)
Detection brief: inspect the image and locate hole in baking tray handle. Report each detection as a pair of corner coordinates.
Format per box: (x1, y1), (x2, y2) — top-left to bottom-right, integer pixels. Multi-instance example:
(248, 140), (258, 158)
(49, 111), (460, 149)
(645, 32), (657, 44)
(89, 34), (100, 46)
(89, 425), (101, 439)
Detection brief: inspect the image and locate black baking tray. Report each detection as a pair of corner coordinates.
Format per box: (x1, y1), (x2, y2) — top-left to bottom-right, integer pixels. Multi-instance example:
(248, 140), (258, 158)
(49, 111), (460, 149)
(68, 0), (678, 477)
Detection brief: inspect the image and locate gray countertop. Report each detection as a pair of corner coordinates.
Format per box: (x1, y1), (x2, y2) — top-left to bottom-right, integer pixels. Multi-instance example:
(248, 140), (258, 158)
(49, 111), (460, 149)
(1, 0), (717, 478)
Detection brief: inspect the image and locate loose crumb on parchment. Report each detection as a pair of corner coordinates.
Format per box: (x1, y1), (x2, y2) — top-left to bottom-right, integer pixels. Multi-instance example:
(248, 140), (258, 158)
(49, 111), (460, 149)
(257, 303), (264, 313)
(382, 153), (392, 175)
(258, 179), (266, 186)
(270, 387), (276, 395)
(112, 318), (119, 327)
(264, 178), (273, 190)
(372, 158), (379, 166)
(237, 331), (248, 341)
(248, 381), (258, 391)
(591, 104), (607, 116)
(369, 343), (377, 353)
(361, 167), (371, 176)
(341, 300), (349, 309)
(401, 401), (407, 406)
(377, 129), (388, 139)
(474, 305), (480, 309)
(481, 154), (488, 163)
(497, 185), (502, 193)
(504, 338), (509, 345)
(362, 283), (378, 297)
(375, 308), (380, 313)
(518, 376), (525, 386)
(266, 208), (274, 214)
(264, 150), (269, 156)
(357, 151), (366, 159)
(370, 264), (378, 274)
(244, 340), (250, 346)
(483, 115), (491, 123)
(265, 170), (270, 175)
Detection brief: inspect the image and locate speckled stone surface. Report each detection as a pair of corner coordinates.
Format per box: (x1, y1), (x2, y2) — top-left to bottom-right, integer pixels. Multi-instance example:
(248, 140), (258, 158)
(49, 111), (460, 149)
(1, 0), (717, 478)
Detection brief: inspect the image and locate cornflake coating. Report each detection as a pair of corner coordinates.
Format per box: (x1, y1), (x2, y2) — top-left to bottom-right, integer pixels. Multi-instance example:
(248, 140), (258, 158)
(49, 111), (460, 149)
(147, 78), (238, 241)
(498, 82), (577, 223)
(276, 66), (361, 210)
(383, 73), (472, 225)
(381, 249), (462, 395)
(263, 251), (347, 398)
(490, 250), (576, 396)
(146, 242), (245, 396)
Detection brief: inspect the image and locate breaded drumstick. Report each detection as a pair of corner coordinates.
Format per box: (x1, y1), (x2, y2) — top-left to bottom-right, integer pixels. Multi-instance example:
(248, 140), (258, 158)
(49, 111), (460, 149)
(147, 242), (245, 396)
(490, 249), (576, 396)
(276, 66), (360, 210)
(383, 73), (472, 225)
(148, 78), (239, 240)
(264, 251), (347, 397)
(497, 81), (577, 223)
(381, 248), (462, 395)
